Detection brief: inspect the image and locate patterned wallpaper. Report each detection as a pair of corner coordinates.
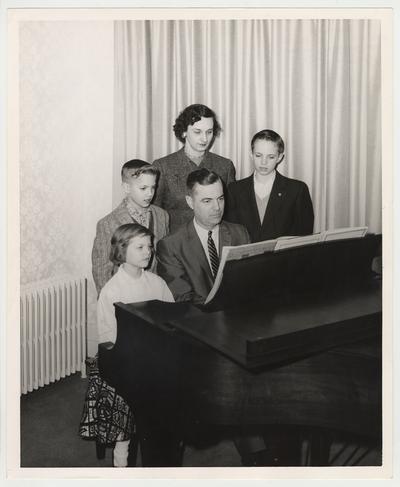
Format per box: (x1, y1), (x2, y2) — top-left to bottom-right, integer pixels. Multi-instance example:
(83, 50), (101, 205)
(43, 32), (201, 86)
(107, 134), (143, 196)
(19, 21), (114, 354)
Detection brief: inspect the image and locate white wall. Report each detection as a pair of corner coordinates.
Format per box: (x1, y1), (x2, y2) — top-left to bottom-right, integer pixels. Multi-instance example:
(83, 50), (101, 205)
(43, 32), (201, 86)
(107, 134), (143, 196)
(19, 21), (114, 356)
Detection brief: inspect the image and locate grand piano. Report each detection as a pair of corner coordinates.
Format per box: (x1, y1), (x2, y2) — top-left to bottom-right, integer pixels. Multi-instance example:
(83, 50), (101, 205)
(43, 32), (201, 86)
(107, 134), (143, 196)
(99, 234), (382, 467)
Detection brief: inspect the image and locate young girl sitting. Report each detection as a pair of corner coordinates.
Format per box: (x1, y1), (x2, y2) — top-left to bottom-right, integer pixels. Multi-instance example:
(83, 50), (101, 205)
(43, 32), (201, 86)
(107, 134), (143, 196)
(80, 223), (174, 467)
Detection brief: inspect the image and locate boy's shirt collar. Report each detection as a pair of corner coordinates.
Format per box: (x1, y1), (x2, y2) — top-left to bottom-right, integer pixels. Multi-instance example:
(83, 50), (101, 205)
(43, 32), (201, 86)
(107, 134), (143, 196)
(125, 197), (150, 227)
(253, 170), (276, 200)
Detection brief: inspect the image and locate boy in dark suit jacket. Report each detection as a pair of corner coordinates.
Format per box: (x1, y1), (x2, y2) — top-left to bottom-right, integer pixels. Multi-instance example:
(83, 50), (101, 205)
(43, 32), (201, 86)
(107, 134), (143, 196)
(226, 129), (314, 242)
(92, 160), (169, 294)
(157, 168), (250, 304)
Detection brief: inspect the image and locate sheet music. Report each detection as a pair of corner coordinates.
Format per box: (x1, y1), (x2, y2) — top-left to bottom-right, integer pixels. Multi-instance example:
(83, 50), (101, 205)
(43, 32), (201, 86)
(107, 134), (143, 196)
(204, 226), (369, 305)
(321, 226), (368, 241)
(274, 233), (321, 250)
(204, 239), (277, 304)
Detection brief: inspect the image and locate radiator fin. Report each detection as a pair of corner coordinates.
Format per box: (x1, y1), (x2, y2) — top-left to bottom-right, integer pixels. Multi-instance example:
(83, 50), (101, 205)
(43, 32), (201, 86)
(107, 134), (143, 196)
(20, 277), (87, 394)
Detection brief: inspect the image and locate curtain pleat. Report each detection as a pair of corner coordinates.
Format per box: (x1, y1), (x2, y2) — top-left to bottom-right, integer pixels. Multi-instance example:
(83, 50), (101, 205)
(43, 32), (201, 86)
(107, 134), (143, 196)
(113, 19), (381, 233)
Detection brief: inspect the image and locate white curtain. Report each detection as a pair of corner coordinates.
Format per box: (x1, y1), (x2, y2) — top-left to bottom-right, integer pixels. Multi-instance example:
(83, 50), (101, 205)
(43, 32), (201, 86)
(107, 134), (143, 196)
(113, 19), (381, 233)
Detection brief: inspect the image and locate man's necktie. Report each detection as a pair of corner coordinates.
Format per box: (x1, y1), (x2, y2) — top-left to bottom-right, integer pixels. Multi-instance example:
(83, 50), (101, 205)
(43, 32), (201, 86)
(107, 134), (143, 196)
(207, 230), (220, 278)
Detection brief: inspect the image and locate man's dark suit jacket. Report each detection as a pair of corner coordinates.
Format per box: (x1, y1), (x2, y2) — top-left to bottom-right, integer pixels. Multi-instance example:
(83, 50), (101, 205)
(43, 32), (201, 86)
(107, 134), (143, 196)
(157, 220), (250, 304)
(226, 171), (314, 242)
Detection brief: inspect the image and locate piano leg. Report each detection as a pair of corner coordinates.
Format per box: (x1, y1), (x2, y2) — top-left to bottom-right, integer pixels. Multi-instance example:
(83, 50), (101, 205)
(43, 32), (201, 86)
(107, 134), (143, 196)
(136, 416), (184, 467)
(95, 441), (106, 460)
(262, 427), (303, 466)
(127, 431), (139, 467)
(308, 428), (332, 466)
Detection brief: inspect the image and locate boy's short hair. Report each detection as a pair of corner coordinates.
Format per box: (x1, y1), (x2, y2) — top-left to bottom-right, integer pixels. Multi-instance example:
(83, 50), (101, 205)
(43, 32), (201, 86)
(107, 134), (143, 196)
(173, 104), (222, 144)
(109, 223), (153, 266)
(251, 129), (285, 154)
(186, 168), (222, 195)
(121, 159), (159, 183)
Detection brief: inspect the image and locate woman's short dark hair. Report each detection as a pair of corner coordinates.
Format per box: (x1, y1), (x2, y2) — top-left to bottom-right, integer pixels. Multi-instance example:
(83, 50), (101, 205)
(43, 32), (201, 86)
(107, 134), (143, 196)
(109, 223), (153, 266)
(173, 104), (222, 144)
(251, 129), (285, 154)
(121, 159), (159, 183)
(186, 168), (222, 195)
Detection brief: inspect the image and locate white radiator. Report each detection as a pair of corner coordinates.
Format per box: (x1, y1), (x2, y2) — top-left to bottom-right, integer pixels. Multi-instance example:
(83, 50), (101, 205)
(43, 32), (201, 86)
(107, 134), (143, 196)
(20, 276), (87, 394)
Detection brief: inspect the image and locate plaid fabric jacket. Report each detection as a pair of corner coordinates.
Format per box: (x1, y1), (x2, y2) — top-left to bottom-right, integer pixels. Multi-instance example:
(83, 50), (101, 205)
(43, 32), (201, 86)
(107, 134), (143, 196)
(91, 200), (169, 294)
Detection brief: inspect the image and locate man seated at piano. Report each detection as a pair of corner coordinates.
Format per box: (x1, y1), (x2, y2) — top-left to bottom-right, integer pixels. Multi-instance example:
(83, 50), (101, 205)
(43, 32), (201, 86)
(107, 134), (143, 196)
(157, 168), (250, 304)
(157, 168), (298, 466)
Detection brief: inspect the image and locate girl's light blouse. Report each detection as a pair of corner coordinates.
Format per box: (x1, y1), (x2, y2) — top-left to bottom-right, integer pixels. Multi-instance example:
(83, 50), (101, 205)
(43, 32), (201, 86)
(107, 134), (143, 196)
(97, 266), (174, 344)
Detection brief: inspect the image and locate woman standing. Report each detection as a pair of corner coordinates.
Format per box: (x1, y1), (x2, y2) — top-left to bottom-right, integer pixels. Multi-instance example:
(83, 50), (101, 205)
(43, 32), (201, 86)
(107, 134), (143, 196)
(153, 104), (235, 233)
